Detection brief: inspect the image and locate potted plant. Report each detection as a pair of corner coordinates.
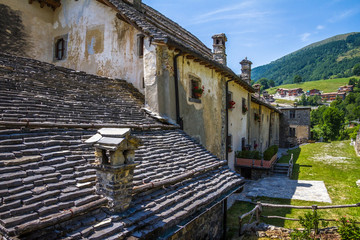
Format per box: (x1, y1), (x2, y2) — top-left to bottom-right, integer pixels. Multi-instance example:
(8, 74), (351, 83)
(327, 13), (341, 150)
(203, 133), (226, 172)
(193, 85), (204, 98)
(254, 113), (260, 122)
(228, 100), (236, 110)
(242, 105), (248, 114)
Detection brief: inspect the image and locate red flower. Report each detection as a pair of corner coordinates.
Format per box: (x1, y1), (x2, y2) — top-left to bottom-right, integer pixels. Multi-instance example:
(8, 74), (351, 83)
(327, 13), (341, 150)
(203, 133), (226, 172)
(194, 86), (199, 90)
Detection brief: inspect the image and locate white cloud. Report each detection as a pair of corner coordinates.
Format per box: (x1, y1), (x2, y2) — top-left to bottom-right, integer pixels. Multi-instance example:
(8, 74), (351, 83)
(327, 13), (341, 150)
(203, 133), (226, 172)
(300, 33), (311, 42)
(328, 9), (356, 22)
(316, 25), (324, 30)
(192, 0), (273, 25)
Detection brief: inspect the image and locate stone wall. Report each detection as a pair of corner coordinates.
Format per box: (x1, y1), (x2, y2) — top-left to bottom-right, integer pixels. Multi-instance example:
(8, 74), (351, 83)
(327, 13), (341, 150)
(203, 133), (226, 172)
(280, 108), (311, 147)
(168, 201), (225, 240)
(356, 130), (360, 156)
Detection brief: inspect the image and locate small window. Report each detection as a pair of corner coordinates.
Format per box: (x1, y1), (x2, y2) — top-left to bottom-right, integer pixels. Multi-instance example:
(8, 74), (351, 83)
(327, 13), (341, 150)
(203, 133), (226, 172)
(190, 77), (203, 100)
(227, 135), (232, 152)
(289, 127), (296, 137)
(137, 34), (144, 57)
(290, 110), (296, 119)
(55, 38), (65, 60)
(54, 34), (68, 61)
(242, 98), (247, 114)
(228, 91), (235, 110)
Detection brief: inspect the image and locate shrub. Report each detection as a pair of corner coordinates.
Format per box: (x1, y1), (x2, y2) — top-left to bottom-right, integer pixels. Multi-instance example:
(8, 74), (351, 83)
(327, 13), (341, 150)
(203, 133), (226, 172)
(263, 145), (278, 160)
(235, 150), (261, 160)
(337, 216), (360, 240)
(290, 210), (328, 240)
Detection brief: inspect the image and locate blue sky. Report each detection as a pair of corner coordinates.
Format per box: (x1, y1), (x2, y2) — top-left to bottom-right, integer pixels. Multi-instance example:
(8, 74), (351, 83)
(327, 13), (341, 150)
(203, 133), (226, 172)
(142, 0), (360, 73)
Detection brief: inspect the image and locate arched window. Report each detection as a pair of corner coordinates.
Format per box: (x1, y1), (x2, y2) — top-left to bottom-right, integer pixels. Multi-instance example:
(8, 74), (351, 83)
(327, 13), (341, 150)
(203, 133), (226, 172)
(55, 38), (65, 60)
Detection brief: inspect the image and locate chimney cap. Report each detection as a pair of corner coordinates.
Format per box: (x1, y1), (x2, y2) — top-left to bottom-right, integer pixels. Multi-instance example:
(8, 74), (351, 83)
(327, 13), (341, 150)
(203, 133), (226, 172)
(212, 33), (227, 41)
(240, 57), (252, 65)
(85, 128), (139, 151)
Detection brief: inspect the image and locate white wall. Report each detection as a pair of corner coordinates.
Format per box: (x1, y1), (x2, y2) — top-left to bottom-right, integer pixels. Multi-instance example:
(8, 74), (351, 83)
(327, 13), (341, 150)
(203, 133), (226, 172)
(228, 83), (249, 170)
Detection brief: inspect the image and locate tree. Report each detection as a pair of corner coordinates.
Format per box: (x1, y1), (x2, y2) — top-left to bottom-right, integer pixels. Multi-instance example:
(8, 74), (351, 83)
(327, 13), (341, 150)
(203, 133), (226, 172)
(348, 77), (357, 86)
(293, 75), (302, 84)
(257, 78), (270, 92)
(354, 63), (360, 76)
(322, 107), (344, 140)
(268, 79), (275, 88)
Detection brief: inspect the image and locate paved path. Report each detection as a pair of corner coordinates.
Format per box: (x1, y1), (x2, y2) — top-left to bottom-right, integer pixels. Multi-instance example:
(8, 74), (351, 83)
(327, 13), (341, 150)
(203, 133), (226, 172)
(228, 176), (332, 209)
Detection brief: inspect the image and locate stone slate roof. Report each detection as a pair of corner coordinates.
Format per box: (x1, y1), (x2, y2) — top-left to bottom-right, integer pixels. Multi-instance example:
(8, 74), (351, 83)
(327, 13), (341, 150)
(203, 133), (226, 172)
(108, 0), (255, 93)
(251, 95), (282, 114)
(0, 53), (167, 128)
(0, 53), (244, 239)
(0, 128), (242, 239)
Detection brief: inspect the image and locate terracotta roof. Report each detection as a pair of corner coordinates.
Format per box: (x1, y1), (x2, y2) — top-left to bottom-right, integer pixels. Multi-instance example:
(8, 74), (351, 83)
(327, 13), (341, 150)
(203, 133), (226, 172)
(106, 0), (255, 93)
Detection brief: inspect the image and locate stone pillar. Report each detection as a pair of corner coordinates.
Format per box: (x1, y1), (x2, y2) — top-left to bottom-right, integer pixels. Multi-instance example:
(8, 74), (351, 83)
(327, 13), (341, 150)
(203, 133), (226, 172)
(85, 128), (141, 212)
(212, 33), (227, 65)
(240, 57), (252, 84)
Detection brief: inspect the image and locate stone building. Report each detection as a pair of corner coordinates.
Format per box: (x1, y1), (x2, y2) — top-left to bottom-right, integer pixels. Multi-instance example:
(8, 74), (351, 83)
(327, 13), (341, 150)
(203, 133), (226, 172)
(0, 53), (243, 239)
(0, 0), (258, 162)
(0, 1), (284, 238)
(279, 106), (311, 147)
(249, 96), (281, 153)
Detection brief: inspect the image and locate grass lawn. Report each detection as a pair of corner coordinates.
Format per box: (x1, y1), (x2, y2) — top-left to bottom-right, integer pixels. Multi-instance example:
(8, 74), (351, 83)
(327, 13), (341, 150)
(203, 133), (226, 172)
(272, 99), (295, 106)
(266, 76), (360, 95)
(227, 141), (360, 239)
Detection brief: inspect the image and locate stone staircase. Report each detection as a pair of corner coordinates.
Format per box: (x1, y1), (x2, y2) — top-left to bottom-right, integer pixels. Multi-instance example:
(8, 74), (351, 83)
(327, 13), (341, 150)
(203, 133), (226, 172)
(272, 163), (289, 177)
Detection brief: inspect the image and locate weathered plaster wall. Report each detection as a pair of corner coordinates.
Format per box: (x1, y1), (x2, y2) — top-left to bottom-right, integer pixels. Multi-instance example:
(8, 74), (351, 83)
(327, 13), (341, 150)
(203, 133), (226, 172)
(168, 201), (225, 240)
(260, 106), (271, 152)
(294, 125), (310, 141)
(0, 0), (146, 92)
(270, 112), (280, 146)
(0, 1), (53, 61)
(228, 83), (249, 170)
(53, 0), (145, 91)
(177, 55), (226, 159)
(249, 102), (260, 151)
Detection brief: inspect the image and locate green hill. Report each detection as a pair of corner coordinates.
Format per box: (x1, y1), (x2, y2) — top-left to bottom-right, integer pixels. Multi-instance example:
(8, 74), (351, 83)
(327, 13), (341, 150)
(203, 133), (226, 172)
(266, 76), (360, 95)
(252, 32), (360, 85)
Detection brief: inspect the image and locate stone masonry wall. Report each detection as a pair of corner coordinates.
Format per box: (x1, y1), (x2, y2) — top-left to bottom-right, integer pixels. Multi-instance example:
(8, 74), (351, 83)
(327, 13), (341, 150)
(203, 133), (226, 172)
(280, 108), (311, 147)
(168, 201), (225, 240)
(356, 130), (360, 156)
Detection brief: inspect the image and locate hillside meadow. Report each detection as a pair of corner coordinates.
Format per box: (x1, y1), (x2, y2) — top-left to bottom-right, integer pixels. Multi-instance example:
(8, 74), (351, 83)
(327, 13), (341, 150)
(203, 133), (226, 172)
(227, 140), (360, 239)
(266, 76), (360, 95)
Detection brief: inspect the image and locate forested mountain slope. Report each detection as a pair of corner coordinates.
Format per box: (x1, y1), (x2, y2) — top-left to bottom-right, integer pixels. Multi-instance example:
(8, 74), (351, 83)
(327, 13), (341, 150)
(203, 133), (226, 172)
(252, 32), (360, 85)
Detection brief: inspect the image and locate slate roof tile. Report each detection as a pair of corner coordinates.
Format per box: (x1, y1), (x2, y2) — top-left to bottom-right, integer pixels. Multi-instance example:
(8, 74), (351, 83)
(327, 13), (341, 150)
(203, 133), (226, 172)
(0, 53), (167, 127)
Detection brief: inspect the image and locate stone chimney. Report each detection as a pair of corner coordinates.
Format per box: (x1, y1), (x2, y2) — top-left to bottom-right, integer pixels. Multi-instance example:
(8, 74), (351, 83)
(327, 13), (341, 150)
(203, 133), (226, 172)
(212, 33), (227, 65)
(125, 0), (142, 10)
(85, 128), (141, 212)
(253, 84), (261, 98)
(240, 57), (252, 84)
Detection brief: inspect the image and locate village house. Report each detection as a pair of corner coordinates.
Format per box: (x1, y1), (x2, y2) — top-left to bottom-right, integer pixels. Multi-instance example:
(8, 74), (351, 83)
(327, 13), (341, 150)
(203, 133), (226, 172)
(0, 53), (244, 239)
(274, 88), (304, 100)
(0, 0), (261, 162)
(0, 0), (285, 239)
(338, 85), (354, 93)
(321, 92), (346, 102)
(279, 106), (311, 147)
(321, 85), (353, 102)
(306, 89), (321, 96)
